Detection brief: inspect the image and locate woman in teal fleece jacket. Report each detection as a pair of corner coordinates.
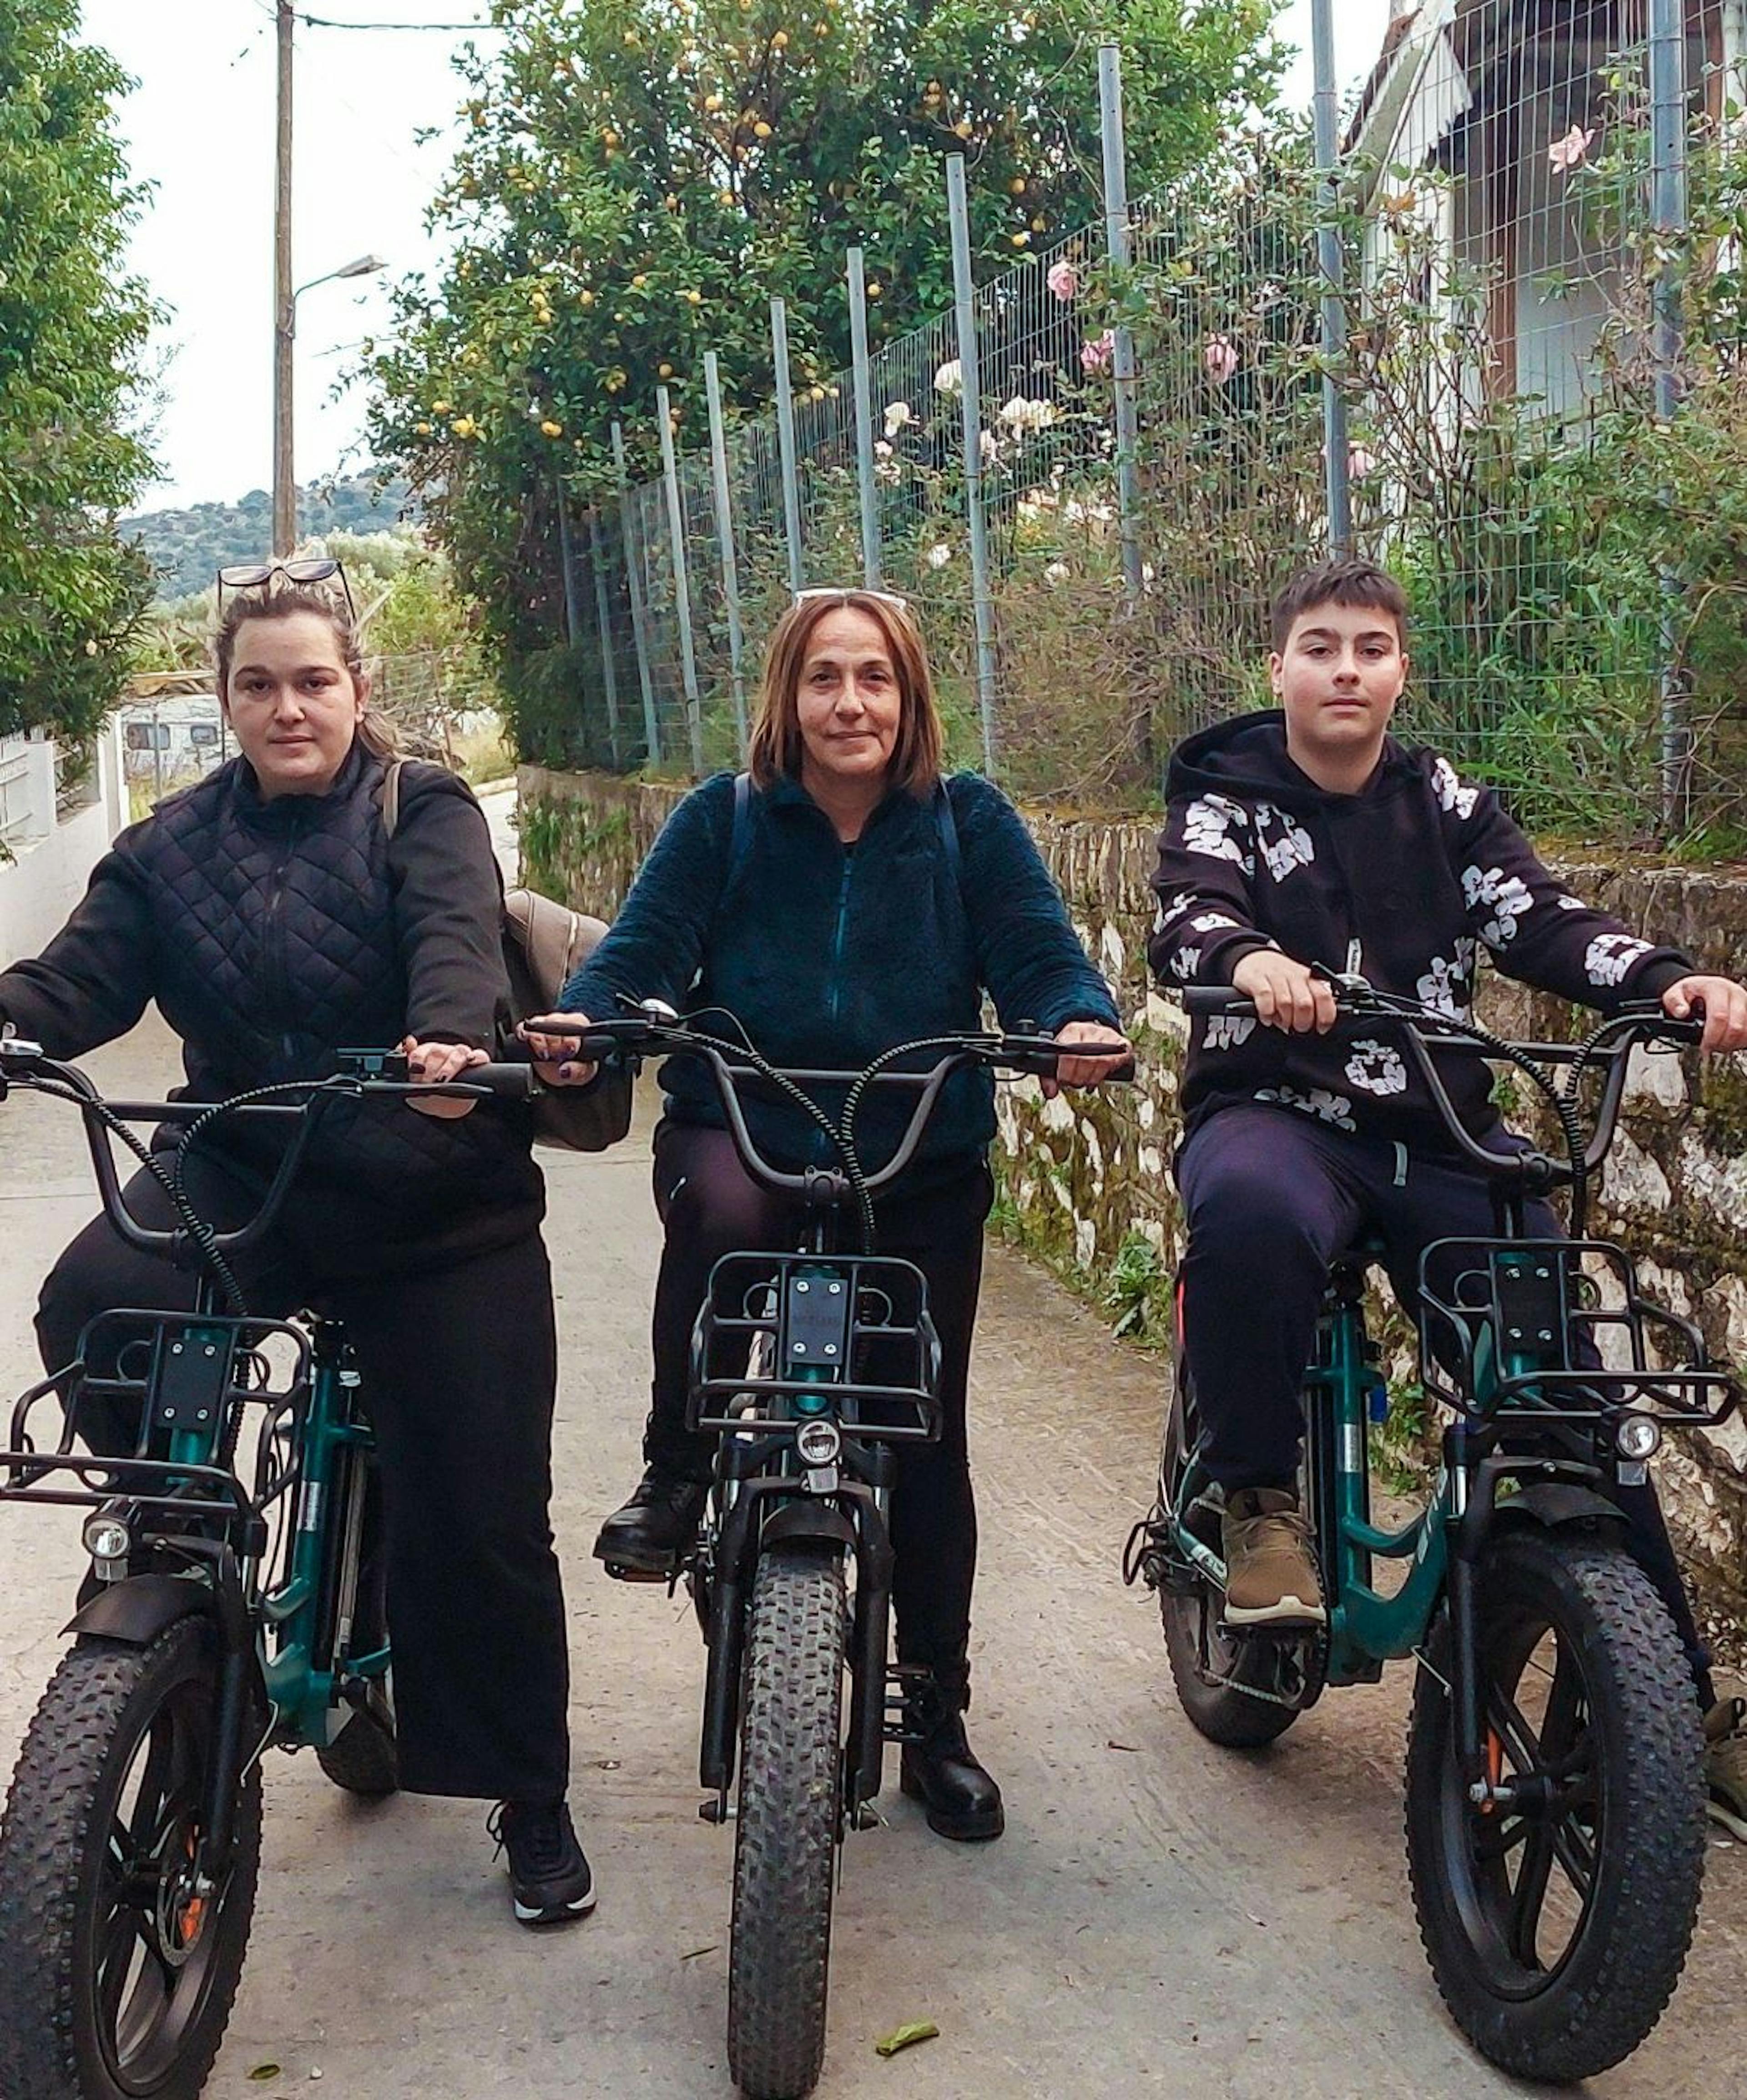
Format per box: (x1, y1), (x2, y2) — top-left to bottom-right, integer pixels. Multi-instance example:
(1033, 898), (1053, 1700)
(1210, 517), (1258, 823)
(530, 588), (1128, 1839)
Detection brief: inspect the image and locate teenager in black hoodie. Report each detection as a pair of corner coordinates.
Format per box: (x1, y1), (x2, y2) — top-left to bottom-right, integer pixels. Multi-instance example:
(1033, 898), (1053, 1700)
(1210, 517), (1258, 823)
(1148, 560), (1747, 1821)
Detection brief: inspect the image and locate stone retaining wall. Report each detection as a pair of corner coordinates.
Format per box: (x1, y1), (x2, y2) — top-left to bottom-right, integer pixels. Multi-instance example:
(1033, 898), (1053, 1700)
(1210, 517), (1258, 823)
(520, 764), (1747, 1655)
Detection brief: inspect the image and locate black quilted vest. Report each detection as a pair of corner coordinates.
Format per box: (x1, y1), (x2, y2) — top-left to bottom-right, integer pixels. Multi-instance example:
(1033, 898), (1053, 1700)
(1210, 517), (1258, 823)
(124, 744), (541, 1256)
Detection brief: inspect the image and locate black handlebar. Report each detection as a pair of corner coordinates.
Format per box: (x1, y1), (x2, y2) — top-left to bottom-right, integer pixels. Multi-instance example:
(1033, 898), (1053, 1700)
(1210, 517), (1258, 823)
(526, 1013), (1132, 1199)
(0, 1041), (537, 1261)
(1177, 987), (1701, 1191)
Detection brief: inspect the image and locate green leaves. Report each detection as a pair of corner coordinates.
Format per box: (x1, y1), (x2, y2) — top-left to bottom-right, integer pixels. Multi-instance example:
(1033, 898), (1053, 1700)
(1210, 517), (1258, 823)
(0, 0), (157, 739)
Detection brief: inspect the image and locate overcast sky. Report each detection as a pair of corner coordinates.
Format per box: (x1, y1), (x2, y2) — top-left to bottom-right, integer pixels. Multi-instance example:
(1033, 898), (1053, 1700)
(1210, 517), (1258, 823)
(83, 0), (1394, 513)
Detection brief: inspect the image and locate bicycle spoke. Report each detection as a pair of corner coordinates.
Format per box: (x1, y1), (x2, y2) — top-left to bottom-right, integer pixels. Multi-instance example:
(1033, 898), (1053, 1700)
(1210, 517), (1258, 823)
(1509, 1821), (1557, 1968)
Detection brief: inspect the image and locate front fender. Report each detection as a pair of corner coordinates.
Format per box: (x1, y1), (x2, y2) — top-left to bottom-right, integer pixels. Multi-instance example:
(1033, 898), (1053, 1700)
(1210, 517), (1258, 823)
(64, 1572), (217, 1646)
(759, 1501), (857, 1555)
(1494, 1482), (1630, 1535)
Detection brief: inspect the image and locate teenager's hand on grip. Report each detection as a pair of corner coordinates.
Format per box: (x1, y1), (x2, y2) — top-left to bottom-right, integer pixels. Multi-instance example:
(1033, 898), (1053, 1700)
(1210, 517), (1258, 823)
(1663, 975), (1747, 1054)
(1229, 950), (1337, 1034)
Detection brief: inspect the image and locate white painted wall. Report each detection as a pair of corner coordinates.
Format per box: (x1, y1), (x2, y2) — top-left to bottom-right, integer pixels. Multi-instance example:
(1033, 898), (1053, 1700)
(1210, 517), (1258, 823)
(0, 724), (128, 968)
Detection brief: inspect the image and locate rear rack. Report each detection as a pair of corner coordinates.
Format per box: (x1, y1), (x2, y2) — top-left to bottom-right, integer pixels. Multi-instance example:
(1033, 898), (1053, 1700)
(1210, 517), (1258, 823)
(688, 1251), (942, 1442)
(1416, 1237), (1741, 1429)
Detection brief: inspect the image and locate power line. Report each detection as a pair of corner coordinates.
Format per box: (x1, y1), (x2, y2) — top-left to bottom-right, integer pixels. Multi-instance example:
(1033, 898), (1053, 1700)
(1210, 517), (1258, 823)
(288, 8), (507, 27)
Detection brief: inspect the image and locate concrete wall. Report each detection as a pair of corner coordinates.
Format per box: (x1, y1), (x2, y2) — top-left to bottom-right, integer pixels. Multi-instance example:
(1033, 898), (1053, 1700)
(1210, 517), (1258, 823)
(0, 726), (126, 966)
(520, 764), (1747, 1655)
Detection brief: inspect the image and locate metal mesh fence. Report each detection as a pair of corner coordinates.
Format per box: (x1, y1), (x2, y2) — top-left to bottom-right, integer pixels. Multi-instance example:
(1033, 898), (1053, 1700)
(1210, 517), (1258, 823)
(550, 3), (1747, 845)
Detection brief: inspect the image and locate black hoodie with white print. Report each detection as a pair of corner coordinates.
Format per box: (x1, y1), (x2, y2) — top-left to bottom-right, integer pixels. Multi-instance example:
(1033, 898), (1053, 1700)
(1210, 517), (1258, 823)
(1149, 711), (1691, 1153)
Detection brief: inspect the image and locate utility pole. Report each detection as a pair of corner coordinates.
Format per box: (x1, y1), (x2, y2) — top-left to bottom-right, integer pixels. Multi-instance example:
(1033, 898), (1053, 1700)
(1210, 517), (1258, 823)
(272, 0), (296, 557)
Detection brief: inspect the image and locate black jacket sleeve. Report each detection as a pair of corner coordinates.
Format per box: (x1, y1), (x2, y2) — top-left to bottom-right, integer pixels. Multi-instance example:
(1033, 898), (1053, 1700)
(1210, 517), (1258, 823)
(952, 777), (1121, 1032)
(387, 765), (510, 1048)
(1147, 791), (1277, 987)
(0, 847), (157, 1057)
(558, 776), (734, 1017)
(1446, 786), (1690, 1009)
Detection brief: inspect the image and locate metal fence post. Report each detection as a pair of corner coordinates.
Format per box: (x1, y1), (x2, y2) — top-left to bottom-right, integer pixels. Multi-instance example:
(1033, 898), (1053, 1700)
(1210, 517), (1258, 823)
(1651, 0), (1692, 831)
(586, 507), (623, 770)
(1310, 0), (1353, 556)
(771, 297), (806, 594)
(612, 420), (662, 766)
(847, 246), (881, 588)
(704, 351), (750, 759)
(945, 154), (998, 778)
(1097, 44), (1146, 609)
(555, 486), (583, 649)
(656, 385), (706, 776)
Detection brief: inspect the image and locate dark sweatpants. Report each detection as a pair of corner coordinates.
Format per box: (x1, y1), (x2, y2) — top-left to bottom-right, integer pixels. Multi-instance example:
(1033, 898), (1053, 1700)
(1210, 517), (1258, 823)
(1178, 1102), (1710, 1693)
(644, 1120), (993, 1675)
(36, 1155), (571, 1805)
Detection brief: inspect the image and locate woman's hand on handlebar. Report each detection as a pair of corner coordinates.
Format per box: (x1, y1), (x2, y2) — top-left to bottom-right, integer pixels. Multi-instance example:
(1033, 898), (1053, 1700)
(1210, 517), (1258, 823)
(400, 1036), (488, 1118)
(1230, 949), (1338, 1034)
(1662, 975), (1747, 1055)
(519, 1012), (598, 1088)
(1042, 1021), (1134, 1098)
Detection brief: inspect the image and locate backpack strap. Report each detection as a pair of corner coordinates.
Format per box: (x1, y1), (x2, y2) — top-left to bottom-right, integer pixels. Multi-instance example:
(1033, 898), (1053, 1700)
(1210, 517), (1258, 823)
(729, 768), (752, 883)
(379, 758), (405, 839)
(934, 778), (961, 892)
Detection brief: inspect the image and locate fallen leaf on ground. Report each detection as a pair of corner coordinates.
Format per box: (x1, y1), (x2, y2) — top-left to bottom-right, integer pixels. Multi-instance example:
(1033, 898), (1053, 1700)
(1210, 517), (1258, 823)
(875, 2020), (940, 2059)
(247, 2069), (281, 2085)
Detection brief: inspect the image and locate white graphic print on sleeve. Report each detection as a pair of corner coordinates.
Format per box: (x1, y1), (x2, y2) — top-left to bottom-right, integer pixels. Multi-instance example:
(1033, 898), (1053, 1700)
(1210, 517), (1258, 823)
(1255, 1083), (1357, 1132)
(1585, 933), (1654, 987)
(1169, 947), (1202, 982)
(1152, 890), (1198, 936)
(1557, 895), (1586, 912)
(1189, 911), (1242, 935)
(1431, 756), (1481, 820)
(1181, 795), (1252, 869)
(1253, 802), (1315, 884)
(1416, 937), (1477, 1020)
(1344, 1039), (1409, 1097)
(1204, 1012), (1258, 1051)
(1462, 864), (1535, 949)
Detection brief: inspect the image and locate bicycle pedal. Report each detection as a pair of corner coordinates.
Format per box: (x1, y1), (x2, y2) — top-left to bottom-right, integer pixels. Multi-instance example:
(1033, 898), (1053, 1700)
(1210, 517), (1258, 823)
(599, 1559), (675, 1584)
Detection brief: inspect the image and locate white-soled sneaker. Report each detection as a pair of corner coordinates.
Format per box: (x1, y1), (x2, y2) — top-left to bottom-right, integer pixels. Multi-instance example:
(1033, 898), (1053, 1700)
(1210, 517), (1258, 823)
(487, 1799), (597, 1926)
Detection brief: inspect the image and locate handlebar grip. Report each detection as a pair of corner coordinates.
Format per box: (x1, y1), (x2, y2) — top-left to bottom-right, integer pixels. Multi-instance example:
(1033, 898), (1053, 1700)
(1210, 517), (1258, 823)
(1181, 987), (1259, 1017)
(457, 1063), (541, 1100)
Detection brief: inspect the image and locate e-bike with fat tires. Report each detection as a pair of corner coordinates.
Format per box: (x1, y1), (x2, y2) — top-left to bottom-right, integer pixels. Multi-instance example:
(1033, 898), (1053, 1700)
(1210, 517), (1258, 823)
(564, 1005), (1118, 2100)
(0, 1040), (534, 2100)
(1126, 989), (1737, 2084)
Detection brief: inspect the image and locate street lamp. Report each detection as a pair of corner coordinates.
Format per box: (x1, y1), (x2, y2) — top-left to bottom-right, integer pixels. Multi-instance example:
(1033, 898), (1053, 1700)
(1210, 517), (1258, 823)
(272, 253), (388, 557)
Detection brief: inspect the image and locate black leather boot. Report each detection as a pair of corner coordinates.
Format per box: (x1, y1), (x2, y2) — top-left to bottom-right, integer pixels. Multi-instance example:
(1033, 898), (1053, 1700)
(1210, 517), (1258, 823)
(898, 1666), (1005, 1842)
(593, 1465), (708, 1578)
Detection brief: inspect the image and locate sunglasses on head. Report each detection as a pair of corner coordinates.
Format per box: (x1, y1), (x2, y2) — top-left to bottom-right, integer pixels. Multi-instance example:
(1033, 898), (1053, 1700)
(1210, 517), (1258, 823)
(793, 585), (913, 617)
(217, 557), (357, 622)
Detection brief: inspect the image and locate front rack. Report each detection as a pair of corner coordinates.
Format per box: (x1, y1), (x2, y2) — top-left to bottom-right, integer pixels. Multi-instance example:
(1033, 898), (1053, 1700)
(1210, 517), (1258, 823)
(1417, 1237), (1740, 1429)
(688, 1251), (942, 1442)
(0, 1309), (313, 1539)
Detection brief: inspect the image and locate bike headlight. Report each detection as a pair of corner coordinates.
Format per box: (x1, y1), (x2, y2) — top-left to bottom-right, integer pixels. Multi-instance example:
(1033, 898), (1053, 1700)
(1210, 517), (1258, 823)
(82, 1513), (131, 1564)
(795, 1421), (842, 1469)
(1616, 1414), (1662, 1463)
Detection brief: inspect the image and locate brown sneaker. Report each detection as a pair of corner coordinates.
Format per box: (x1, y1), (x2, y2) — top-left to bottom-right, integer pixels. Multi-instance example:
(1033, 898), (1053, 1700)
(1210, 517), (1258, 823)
(1704, 1679), (1747, 1841)
(1222, 1486), (1326, 1627)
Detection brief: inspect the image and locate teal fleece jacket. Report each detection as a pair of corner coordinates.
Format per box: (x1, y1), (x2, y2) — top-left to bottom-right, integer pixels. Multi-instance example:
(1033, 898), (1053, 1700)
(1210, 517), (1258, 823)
(561, 769), (1121, 1179)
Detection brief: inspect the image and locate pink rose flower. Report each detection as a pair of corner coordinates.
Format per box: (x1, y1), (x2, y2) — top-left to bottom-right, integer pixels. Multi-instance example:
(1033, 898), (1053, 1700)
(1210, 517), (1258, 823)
(1046, 259), (1079, 302)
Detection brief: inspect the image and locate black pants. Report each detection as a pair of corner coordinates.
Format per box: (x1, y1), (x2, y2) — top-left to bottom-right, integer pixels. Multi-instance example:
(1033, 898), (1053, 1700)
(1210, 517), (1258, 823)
(36, 1155), (571, 1804)
(1178, 1103), (1710, 1694)
(646, 1121), (993, 1674)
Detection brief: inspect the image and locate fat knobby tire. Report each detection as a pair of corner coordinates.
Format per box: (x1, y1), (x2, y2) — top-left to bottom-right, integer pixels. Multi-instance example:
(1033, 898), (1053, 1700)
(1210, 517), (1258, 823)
(726, 1544), (847, 2100)
(1405, 1531), (1706, 2083)
(1158, 1381), (1300, 1750)
(314, 1697), (399, 1797)
(0, 1624), (263, 2100)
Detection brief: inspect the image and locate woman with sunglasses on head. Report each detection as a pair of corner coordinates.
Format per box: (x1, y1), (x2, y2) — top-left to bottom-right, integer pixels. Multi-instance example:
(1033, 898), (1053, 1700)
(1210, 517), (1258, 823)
(0, 567), (595, 1928)
(526, 587), (1129, 1841)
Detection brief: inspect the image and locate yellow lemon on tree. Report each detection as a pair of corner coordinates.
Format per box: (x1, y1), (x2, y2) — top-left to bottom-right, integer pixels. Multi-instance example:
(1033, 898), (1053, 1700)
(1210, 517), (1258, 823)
(754, 119), (772, 138)
(772, 28), (788, 47)
(685, 288), (702, 304)
(540, 419), (564, 438)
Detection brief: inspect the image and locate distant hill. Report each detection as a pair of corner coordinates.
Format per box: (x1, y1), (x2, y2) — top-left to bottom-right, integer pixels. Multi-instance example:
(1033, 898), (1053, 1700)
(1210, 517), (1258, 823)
(123, 474), (419, 601)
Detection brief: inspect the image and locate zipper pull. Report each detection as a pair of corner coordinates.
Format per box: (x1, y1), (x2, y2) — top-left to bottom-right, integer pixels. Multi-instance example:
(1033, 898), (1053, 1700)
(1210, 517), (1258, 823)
(1346, 937), (1363, 977)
